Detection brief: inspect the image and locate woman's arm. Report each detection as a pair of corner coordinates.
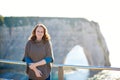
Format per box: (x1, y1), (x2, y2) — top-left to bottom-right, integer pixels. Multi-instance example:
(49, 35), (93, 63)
(31, 57), (53, 67)
(29, 57), (52, 68)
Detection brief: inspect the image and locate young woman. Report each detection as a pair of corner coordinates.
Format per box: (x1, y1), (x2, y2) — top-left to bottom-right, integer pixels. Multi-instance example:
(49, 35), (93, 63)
(23, 23), (54, 80)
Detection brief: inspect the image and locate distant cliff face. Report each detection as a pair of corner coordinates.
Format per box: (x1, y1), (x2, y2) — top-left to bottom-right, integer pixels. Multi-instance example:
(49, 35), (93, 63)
(0, 17), (111, 67)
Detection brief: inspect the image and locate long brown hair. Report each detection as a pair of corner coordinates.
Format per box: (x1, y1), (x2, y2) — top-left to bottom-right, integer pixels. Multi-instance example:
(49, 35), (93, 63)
(29, 23), (50, 42)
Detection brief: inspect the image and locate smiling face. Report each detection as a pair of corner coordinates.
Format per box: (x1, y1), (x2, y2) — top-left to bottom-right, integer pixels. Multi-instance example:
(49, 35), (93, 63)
(35, 26), (44, 41)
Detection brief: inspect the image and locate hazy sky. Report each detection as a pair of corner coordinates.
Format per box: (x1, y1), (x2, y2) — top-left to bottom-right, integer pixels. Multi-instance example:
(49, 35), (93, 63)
(0, 0), (120, 67)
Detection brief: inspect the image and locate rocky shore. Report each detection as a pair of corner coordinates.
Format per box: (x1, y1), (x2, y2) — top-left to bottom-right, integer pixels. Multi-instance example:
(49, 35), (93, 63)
(88, 70), (120, 80)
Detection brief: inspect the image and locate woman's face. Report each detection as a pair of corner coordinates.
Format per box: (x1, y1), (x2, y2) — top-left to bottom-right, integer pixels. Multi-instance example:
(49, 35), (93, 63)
(35, 26), (44, 40)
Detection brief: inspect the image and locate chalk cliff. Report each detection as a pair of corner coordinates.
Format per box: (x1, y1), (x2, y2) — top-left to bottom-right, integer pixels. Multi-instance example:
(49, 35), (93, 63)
(0, 17), (111, 77)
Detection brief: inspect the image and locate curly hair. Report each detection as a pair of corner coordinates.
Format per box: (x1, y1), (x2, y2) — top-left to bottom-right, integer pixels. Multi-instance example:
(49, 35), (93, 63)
(29, 23), (50, 42)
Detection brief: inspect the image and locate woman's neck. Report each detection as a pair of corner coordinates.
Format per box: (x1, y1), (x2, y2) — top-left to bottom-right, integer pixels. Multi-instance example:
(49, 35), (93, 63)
(36, 38), (42, 42)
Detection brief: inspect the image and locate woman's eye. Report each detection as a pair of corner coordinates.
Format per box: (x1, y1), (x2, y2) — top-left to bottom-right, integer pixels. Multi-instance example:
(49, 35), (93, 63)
(41, 31), (44, 33)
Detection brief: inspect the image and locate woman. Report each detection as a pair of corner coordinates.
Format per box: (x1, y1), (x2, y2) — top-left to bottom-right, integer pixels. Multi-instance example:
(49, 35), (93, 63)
(23, 23), (54, 80)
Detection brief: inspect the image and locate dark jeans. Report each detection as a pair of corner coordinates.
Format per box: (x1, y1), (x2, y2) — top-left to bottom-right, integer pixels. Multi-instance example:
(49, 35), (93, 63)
(29, 75), (50, 80)
(46, 75), (50, 80)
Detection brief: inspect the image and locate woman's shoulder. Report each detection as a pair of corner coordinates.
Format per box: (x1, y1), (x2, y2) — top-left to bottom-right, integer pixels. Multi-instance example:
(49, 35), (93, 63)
(26, 40), (34, 44)
(45, 40), (52, 46)
(45, 40), (51, 43)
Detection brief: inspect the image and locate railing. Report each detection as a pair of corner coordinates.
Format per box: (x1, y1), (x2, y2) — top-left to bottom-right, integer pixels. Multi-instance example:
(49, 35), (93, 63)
(0, 59), (120, 80)
(53, 64), (120, 80)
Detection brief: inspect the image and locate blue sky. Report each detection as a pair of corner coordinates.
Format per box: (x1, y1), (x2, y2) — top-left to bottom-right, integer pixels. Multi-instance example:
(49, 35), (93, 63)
(0, 0), (120, 67)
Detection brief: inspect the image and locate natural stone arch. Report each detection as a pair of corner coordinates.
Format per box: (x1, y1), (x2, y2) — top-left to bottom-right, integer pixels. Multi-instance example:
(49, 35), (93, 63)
(63, 45), (89, 80)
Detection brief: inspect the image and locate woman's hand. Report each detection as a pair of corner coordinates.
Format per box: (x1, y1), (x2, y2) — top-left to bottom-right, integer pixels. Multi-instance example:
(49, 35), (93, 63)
(29, 63), (36, 70)
(29, 63), (43, 77)
(34, 69), (43, 77)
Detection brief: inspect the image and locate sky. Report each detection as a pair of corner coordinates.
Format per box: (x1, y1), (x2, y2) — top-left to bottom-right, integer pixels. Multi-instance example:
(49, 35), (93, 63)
(0, 0), (120, 67)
